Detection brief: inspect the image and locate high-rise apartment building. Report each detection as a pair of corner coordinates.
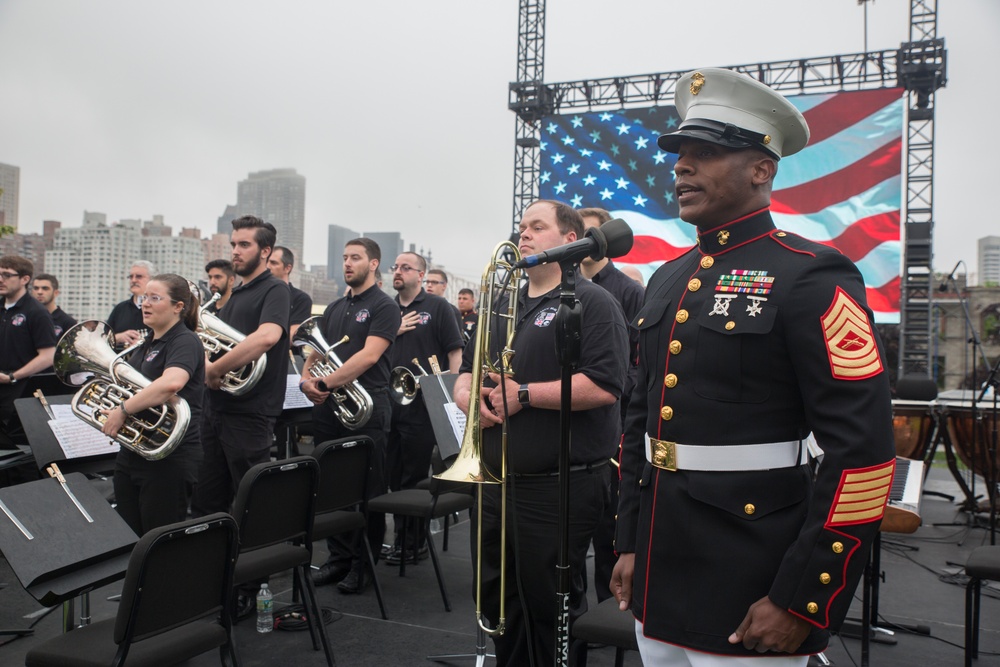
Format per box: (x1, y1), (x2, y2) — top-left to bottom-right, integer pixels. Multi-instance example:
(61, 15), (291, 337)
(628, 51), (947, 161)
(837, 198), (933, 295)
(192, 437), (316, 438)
(0, 162), (20, 230)
(218, 169), (305, 270)
(978, 235), (1000, 286)
(364, 232), (403, 264)
(46, 214), (141, 321)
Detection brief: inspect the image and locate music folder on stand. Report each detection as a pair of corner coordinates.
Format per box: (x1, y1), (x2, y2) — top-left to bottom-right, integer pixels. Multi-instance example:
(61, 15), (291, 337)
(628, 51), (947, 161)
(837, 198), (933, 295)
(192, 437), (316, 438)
(0, 472), (137, 632)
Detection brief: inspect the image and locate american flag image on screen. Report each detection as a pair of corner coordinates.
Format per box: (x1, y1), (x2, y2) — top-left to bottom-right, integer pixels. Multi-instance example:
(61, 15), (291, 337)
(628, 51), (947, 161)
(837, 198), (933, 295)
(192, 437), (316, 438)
(537, 87), (904, 323)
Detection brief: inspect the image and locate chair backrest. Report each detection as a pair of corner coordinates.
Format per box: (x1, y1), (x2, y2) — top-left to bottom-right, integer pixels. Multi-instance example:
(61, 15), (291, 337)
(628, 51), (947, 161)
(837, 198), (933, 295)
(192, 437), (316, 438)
(232, 456), (319, 552)
(114, 513), (238, 645)
(312, 437), (372, 514)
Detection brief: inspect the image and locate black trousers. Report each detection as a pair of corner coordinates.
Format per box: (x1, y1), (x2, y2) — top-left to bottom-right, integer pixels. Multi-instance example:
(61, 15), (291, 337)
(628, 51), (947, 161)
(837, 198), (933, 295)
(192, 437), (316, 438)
(473, 467), (608, 667)
(190, 410), (275, 516)
(114, 449), (196, 535)
(313, 390), (391, 571)
(591, 463), (618, 603)
(0, 383), (27, 448)
(387, 401), (436, 548)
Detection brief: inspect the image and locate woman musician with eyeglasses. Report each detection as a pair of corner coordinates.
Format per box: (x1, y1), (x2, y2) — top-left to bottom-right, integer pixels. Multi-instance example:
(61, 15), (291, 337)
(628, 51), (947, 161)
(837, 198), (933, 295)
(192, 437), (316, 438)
(100, 274), (206, 535)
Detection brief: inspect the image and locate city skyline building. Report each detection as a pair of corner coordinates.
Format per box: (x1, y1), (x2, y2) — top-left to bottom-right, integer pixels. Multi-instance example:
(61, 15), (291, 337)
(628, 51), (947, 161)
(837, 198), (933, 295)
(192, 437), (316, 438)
(977, 235), (1000, 287)
(326, 224), (358, 284)
(218, 168), (305, 272)
(0, 162), (20, 230)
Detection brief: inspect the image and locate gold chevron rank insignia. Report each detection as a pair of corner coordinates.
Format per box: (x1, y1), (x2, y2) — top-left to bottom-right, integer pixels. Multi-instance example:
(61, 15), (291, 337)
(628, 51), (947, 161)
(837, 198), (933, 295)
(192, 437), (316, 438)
(821, 287), (883, 380)
(827, 459), (895, 527)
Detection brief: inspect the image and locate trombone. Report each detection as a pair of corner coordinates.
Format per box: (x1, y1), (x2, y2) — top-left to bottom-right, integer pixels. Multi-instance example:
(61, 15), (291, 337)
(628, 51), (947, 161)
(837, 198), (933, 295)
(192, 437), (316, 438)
(435, 240), (522, 637)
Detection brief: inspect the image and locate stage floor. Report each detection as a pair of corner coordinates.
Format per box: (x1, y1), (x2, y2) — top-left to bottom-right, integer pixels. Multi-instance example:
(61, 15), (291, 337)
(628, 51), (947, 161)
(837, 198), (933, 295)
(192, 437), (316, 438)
(0, 466), (997, 666)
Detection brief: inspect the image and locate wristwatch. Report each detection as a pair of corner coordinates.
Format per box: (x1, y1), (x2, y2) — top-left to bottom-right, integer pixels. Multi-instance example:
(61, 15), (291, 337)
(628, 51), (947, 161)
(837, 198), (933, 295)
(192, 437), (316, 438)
(517, 383), (530, 408)
(6, 372), (16, 384)
(317, 379), (329, 392)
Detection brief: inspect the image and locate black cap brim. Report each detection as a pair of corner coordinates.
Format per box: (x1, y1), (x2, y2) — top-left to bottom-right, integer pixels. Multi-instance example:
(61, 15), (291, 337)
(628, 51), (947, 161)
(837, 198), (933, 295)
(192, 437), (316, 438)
(657, 119), (780, 159)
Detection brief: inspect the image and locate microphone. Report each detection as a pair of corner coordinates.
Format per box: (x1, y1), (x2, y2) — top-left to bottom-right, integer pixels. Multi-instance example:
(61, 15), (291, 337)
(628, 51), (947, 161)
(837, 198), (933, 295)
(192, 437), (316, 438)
(513, 218), (634, 269)
(938, 260), (961, 291)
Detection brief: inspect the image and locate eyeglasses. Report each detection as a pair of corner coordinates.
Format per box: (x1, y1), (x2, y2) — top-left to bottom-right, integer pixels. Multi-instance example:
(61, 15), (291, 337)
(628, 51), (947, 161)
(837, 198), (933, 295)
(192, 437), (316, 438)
(0, 271), (21, 280)
(390, 264), (419, 273)
(423, 280), (445, 286)
(143, 294), (177, 305)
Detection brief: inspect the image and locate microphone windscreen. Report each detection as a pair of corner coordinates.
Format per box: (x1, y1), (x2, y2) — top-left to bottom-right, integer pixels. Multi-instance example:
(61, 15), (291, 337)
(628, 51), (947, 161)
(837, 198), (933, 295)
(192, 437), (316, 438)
(602, 218), (634, 258)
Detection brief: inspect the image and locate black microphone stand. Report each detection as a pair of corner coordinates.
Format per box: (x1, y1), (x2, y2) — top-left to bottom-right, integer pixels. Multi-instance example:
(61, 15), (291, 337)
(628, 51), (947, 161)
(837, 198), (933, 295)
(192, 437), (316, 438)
(553, 259), (582, 667)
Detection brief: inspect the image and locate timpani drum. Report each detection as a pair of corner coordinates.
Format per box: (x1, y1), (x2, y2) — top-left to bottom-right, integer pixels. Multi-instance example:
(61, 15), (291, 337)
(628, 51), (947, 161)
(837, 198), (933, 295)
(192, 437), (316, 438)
(891, 399), (938, 461)
(940, 400), (1000, 481)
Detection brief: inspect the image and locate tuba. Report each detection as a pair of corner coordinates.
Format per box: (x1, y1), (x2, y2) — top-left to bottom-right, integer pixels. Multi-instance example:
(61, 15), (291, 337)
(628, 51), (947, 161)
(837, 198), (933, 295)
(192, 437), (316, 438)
(54, 321), (191, 461)
(434, 240), (523, 636)
(193, 286), (267, 396)
(293, 316), (373, 430)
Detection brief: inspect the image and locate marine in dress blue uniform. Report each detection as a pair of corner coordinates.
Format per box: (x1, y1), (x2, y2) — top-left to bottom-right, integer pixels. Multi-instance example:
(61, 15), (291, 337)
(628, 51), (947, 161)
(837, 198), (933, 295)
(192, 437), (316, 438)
(612, 69), (896, 664)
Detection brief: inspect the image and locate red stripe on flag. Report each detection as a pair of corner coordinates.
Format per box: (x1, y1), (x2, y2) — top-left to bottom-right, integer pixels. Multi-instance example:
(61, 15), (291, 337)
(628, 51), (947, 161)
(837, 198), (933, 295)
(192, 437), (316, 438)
(865, 276), (900, 313)
(771, 140), (902, 215)
(621, 236), (691, 264)
(815, 211), (901, 263)
(802, 88), (904, 145)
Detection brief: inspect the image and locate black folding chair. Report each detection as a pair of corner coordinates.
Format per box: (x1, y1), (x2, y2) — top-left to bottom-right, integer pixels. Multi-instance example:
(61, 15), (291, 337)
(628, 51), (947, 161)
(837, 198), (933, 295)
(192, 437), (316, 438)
(25, 513), (240, 667)
(311, 437), (388, 619)
(231, 457), (333, 667)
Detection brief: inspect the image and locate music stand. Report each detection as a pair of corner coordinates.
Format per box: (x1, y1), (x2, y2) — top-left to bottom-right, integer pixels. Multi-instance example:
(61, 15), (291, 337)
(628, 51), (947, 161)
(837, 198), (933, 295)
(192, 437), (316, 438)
(14, 394), (117, 477)
(0, 473), (137, 631)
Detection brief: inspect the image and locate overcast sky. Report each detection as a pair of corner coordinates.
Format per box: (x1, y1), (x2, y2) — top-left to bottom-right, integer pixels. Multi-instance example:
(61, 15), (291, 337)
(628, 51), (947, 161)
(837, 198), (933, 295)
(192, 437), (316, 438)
(1, 1), (994, 282)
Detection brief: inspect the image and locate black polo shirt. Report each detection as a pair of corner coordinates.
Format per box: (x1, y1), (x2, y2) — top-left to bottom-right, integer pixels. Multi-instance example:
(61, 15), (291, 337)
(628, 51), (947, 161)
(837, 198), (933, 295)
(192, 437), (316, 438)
(392, 290), (465, 373)
(0, 291), (57, 371)
(318, 284), (400, 391)
(208, 271), (290, 416)
(107, 297), (146, 334)
(460, 276), (628, 473)
(289, 283), (313, 327)
(50, 306), (77, 340)
(591, 260), (644, 418)
(120, 320), (205, 471)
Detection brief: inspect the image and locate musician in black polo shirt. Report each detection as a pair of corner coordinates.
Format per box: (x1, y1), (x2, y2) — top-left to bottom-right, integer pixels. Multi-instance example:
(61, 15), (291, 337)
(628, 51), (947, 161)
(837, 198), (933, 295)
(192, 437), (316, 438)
(0, 256), (56, 448)
(204, 259), (235, 314)
(100, 274), (205, 535)
(302, 237), (400, 594)
(191, 216), (290, 516)
(266, 245), (313, 339)
(454, 201), (629, 666)
(107, 260), (154, 350)
(32, 273), (77, 338)
(386, 251), (464, 565)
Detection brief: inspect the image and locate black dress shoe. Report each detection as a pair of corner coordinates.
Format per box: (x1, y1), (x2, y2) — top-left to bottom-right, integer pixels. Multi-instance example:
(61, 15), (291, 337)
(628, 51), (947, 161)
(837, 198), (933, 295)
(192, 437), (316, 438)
(337, 569), (368, 595)
(385, 543), (430, 565)
(312, 563), (350, 587)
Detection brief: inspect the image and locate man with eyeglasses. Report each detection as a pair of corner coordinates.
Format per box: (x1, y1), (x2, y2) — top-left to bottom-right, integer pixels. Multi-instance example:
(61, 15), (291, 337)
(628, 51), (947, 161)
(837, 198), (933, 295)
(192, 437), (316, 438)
(304, 238), (400, 593)
(107, 260), (155, 350)
(385, 253), (464, 566)
(424, 268), (463, 333)
(0, 256), (57, 447)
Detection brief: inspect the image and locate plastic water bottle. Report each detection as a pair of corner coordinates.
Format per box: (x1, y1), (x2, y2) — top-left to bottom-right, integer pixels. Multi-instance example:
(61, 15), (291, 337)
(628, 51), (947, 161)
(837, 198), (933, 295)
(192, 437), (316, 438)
(256, 583), (273, 633)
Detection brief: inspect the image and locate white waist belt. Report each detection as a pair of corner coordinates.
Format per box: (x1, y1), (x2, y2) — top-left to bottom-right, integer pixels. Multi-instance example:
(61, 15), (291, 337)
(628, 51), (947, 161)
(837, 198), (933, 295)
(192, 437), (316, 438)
(644, 433), (807, 472)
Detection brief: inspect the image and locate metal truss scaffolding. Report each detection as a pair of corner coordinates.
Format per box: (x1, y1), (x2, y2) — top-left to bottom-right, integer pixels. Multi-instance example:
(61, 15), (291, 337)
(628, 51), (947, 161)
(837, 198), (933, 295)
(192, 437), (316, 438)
(509, 0), (946, 375)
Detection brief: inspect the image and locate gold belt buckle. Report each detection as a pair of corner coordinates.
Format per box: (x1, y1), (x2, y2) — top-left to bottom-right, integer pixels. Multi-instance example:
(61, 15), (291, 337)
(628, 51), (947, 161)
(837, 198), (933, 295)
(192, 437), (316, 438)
(650, 438), (677, 472)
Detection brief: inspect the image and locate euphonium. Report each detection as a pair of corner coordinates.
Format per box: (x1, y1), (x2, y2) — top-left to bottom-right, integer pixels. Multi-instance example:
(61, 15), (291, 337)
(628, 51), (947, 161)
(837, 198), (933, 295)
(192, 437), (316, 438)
(54, 321), (191, 461)
(195, 292), (267, 396)
(293, 316), (373, 430)
(434, 240), (523, 637)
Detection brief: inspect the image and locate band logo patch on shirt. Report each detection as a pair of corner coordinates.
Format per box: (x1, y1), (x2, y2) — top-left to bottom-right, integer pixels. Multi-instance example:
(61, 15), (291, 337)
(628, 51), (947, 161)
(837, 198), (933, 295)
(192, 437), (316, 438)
(715, 270), (774, 295)
(417, 311), (431, 325)
(821, 287), (883, 380)
(827, 459), (895, 527)
(145, 349), (160, 363)
(355, 309), (371, 323)
(534, 307), (557, 328)
(10, 314), (25, 327)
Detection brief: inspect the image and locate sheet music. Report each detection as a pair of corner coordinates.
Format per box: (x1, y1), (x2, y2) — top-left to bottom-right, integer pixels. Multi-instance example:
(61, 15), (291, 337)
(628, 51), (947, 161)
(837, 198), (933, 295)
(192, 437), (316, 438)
(283, 374), (313, 410)
(51, 403), (79, 421)
(47, 419), (120, 459)
(444, 402), (465, 445)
